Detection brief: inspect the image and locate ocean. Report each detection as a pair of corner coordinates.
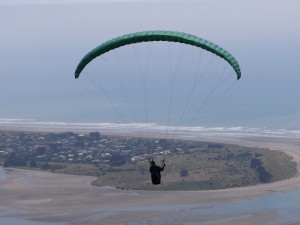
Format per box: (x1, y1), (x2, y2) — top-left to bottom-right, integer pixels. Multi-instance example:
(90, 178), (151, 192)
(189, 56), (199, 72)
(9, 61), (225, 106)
(1, 118), (300, 139)
(1, 166), (300, 225)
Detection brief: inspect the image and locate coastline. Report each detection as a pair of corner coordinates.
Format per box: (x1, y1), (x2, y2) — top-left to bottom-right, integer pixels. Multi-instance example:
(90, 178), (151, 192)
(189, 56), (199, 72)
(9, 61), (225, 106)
(1, 129), (300, 224)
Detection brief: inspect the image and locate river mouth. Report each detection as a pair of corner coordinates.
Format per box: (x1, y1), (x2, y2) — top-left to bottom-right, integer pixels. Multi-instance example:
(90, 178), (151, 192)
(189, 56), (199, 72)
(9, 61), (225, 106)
(1, 166), (300, 225)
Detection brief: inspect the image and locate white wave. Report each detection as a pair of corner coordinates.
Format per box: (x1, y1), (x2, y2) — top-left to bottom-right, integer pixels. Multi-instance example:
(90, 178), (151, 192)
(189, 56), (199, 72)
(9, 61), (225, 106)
(1, 118), (300, 139)
(0, 118), (37, 123)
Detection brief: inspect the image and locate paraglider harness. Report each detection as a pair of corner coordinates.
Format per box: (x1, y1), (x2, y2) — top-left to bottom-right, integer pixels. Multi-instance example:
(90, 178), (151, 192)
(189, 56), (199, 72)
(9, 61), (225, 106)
(148, 158), (166, 185)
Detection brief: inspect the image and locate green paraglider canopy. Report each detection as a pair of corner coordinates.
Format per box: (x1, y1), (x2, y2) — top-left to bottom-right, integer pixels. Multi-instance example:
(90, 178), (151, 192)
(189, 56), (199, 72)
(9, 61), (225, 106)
(74, 31), (241, 79)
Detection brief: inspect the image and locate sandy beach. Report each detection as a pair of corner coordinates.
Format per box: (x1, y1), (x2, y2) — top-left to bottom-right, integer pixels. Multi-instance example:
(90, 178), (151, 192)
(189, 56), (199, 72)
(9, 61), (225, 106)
(1, 135), (300, 225)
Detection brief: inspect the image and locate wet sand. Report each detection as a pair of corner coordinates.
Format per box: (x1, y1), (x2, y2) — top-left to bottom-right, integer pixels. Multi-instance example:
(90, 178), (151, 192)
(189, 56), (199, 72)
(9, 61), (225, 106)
(1, 136), (300, 225)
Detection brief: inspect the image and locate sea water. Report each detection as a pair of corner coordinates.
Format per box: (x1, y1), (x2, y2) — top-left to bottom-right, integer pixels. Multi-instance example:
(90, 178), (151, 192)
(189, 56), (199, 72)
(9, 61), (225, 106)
(212, 190), (300, 224)
(1, 166), (300, 224)
(1, 118), (300, 139)
(0, 168), (66, 225)
(119, 190), (300, 225)
(1, 120), (300, 224)
(0, 218), (66, 225)
(0, 167), (6, 181)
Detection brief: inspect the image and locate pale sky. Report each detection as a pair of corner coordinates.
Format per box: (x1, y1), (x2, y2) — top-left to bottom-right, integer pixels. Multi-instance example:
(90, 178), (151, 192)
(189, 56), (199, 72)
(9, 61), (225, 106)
(1, 0), (300, 128)
(0, 0), (174, 5)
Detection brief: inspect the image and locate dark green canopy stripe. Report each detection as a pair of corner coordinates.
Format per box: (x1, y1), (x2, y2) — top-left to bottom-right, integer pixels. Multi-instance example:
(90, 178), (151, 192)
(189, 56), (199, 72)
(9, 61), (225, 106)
(75, 31), (241, 79)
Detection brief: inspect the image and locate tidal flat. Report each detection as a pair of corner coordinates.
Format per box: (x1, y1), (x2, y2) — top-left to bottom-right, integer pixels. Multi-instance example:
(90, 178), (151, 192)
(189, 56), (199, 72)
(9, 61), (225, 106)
(1, 135), (300, 225)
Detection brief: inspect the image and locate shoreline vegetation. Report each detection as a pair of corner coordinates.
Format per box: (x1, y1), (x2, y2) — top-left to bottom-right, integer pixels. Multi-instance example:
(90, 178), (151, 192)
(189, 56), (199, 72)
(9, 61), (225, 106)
(0, 129), (297, 191)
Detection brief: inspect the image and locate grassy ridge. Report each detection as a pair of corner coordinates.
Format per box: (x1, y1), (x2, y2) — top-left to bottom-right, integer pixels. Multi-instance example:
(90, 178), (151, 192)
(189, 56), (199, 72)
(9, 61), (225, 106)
(1, 132), (296, 191)
(90, 142), (297, 190)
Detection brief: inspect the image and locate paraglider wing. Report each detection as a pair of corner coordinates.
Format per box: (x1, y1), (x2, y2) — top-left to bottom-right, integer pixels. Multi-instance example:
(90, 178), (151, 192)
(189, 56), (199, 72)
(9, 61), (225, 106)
(74, 31), (241, 79)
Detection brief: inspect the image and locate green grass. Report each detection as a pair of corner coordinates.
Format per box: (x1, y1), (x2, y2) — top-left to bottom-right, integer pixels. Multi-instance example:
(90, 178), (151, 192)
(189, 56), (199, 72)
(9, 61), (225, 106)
(92, 144), (297, 190)
(38, 162), (100, 176)
(2, 139), (296, 191)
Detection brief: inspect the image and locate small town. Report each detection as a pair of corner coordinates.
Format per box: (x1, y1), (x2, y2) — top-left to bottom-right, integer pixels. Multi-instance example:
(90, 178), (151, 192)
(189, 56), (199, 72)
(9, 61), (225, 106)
(0, 130), (192, 168)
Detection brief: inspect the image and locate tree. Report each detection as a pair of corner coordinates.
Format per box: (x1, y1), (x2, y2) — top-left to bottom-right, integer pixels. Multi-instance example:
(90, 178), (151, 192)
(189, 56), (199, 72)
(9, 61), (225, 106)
(89, 132), (101, 141)
(180, 169), (189, 177)
(109, 153), (127, 166)
(29, 158), (37, 168)
(3, 152), (27, 167)
(41, 162), (51, 170)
